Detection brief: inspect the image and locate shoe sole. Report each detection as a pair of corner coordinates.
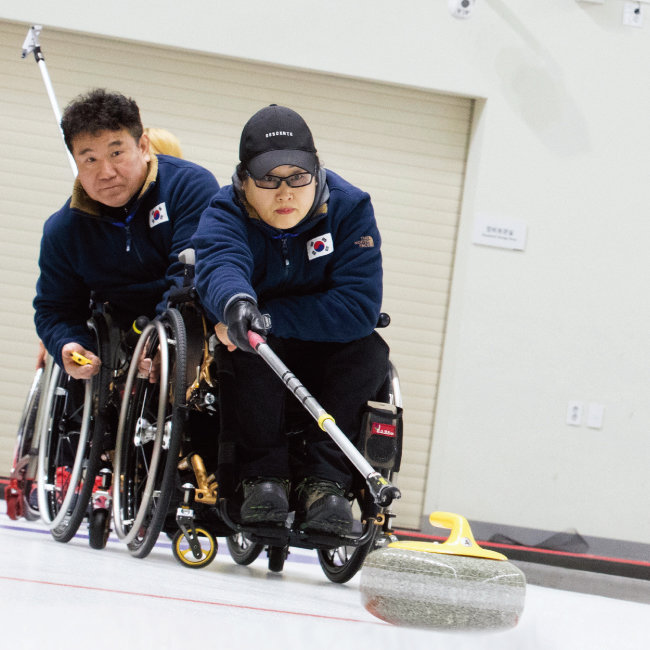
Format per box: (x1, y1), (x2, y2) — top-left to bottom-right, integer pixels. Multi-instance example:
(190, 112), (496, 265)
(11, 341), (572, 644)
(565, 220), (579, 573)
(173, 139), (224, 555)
(241, 504), (288, 524)
(302, 515), (353, 536)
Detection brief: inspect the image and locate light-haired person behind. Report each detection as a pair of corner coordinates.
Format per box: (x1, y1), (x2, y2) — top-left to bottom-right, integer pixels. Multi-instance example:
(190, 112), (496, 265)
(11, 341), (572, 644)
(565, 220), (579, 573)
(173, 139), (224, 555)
(34, 88), (219, 378)
(145, 127), (184, 159)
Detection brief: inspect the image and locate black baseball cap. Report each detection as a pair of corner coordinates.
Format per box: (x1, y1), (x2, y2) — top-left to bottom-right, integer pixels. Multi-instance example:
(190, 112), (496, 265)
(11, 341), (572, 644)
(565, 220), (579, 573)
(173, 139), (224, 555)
(239, 105), (317, 178)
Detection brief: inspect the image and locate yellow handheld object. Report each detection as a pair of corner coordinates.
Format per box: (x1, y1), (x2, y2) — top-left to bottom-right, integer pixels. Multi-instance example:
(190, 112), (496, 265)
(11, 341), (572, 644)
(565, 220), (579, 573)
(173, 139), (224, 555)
(388, 511), (508, 561)
(70, 350), (92, 366)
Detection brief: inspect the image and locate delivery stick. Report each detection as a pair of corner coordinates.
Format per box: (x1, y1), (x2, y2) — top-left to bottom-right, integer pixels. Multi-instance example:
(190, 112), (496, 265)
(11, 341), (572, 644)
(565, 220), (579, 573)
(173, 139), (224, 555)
(21, 25), (77, 176)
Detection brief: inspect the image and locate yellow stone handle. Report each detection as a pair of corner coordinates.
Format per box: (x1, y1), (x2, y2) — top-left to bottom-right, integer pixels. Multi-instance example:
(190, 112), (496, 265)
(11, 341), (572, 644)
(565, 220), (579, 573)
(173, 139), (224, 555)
(429, 511), (481, 548)
(389, 511), (508, 560)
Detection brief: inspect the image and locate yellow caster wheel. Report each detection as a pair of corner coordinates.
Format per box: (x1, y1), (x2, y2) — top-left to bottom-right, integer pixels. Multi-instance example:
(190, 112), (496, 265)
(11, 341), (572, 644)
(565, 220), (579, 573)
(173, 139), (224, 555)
(171, 528), (217, 568)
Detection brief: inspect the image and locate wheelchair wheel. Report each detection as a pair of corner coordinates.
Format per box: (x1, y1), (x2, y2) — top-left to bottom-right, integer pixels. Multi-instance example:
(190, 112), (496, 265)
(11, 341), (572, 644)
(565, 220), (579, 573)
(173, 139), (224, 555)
(226, 532), (264, 566)
(36, 315), (115, 543)
(317, 533), (375, 584)
(112, 309), (186, 558)
(88, 508), (111, 550)
(171, 528), (217, 568)
(268, 545), (288, 573)
(318, 361), (402, 584)
(5, 367), (43, 521)
(36, 367), (95, 542)
(317, 493), (383, 584)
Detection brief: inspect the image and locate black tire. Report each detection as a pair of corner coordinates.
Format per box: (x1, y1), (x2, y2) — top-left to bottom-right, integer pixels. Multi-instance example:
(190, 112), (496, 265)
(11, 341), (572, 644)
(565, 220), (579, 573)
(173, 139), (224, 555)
(317, 534), (376, 584)
(38, 365), (91, 541)
(15, 370), (43, 462)
(318, 360), (402, 584)
(318, 465), (397, 584)
(172, 528), (217, 569)
(37, 315), (113, 543)
(226, 533), (264, 566)
(113, 309), (186, 559)
(7, 368), (43, 521)
(268, 545), (288, 573)
(88, 508), (111, 549)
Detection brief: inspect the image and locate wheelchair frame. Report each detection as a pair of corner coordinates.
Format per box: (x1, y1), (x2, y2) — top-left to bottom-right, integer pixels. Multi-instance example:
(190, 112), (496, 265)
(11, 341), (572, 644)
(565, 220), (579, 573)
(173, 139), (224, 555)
(110, 253), (403, 582)
(8, 308), (132, 547)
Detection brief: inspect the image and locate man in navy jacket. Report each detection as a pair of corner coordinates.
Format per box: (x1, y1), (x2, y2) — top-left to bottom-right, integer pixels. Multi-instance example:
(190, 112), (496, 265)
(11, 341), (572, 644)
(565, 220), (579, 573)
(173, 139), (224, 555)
(193, 105), (388, 535)
(34, 89), (219, 378)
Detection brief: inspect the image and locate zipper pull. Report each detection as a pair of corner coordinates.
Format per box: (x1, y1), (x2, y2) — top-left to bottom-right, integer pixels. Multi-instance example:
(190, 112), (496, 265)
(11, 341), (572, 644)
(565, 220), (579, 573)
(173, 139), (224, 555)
(281, 238), (290, 267)
(125, 225), (131, 252)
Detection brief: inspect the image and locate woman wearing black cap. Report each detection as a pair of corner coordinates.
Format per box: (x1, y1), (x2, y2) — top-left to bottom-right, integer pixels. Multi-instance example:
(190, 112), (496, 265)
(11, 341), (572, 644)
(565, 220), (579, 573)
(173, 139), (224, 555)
(193, 105), (388, 535)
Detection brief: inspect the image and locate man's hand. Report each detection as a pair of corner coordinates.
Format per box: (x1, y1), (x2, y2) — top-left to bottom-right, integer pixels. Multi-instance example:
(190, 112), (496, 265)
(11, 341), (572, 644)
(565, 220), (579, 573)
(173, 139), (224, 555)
(36, 340), (47, 370)
(224, 299), (270, 353)
(61, 342), (101, 379)
(214, 322), (237, 352)
(137, 341), (161, 384)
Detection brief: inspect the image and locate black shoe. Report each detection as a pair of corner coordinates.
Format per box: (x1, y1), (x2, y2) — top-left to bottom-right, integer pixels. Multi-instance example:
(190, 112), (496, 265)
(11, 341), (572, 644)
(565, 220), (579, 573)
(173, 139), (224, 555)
(296, 477), (353, 535)
(240, 477), (289, 525)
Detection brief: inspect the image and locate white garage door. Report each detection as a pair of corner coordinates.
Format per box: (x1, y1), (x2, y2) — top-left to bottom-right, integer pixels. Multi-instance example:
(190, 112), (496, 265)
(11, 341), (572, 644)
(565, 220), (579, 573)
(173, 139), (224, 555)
(0, 20), (473, 529)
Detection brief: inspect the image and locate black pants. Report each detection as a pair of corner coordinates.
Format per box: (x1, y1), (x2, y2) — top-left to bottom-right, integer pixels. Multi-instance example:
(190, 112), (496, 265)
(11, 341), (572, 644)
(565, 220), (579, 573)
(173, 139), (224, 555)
(227, 333), (389, 487)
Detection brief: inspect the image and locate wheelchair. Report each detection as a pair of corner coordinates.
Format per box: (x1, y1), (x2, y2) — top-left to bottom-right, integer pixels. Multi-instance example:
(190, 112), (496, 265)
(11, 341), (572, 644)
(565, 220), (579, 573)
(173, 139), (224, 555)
(31, 307), (133, 547)
(219, 356), (403, 583)
(5, 367), (44, 521)
(111, 250), (403, 583)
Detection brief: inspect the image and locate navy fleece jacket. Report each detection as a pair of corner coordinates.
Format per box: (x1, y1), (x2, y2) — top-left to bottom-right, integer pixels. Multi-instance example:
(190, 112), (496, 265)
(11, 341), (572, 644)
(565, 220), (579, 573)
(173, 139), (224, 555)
(34, 154), (219, 366)
(192, 169), (382, 342)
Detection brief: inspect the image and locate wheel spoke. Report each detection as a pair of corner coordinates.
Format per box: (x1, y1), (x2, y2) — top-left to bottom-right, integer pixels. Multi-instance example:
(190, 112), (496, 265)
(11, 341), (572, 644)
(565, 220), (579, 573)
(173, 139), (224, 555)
(113, 310), (186, 557)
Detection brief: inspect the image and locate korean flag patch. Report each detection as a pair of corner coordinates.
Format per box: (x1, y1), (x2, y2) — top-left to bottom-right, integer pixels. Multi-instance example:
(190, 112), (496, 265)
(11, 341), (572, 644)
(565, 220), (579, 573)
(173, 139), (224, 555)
(307, 233), (334, 260)
(149, 202), (169, 228)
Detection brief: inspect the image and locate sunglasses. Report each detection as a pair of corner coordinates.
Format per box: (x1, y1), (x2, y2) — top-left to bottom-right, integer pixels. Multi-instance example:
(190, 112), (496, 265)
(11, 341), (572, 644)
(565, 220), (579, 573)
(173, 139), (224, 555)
(246, 170), (314, 189)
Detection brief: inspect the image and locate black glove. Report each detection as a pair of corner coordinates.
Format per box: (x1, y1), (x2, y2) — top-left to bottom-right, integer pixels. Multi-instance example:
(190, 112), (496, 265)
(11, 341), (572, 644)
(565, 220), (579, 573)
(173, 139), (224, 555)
(224, 299), (270, 353)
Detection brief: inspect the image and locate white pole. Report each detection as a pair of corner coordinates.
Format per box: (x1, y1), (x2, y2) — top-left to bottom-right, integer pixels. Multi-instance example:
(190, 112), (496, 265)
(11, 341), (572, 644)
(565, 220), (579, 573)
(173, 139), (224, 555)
(21, 25), (77, 177)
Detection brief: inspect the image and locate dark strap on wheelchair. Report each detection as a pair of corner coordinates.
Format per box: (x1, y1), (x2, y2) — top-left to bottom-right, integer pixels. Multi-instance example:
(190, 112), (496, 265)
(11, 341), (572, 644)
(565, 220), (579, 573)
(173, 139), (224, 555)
(167, 285), (197, 306)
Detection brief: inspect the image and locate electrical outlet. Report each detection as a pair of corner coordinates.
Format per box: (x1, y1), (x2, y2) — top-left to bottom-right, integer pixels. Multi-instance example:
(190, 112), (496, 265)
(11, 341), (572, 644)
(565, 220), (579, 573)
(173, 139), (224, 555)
(587, 403), (605, 429)
(623, 2), (644, 27)
(566, 401), (583, 426)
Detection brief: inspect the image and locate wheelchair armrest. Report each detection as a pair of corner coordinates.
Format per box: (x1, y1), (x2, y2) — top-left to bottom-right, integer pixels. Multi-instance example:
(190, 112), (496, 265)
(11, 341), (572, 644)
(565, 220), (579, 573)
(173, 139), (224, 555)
(178, 248), (196, 288)
(376, 313), (390, 328)
(178, 248), (195, 266)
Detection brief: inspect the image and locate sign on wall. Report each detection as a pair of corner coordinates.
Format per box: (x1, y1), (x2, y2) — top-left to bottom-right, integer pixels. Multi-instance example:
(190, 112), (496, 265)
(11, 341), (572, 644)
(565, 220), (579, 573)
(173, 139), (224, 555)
(472, 214), (527, 251)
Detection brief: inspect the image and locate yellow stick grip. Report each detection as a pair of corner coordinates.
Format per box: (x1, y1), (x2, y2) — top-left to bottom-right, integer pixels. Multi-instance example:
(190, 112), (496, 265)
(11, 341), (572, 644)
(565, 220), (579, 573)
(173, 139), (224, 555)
(70, 351), (92, 366)
(317, 413), (335, 431)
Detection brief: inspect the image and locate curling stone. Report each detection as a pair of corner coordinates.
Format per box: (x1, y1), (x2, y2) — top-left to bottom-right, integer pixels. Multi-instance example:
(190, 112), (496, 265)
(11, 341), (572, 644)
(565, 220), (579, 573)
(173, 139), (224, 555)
(360, 511), (526, 630)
